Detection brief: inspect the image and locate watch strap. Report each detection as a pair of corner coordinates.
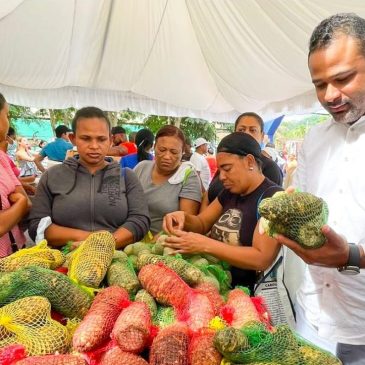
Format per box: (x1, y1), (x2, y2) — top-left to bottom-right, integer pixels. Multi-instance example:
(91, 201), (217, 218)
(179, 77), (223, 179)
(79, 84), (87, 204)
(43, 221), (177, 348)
(338, 243), (360, 275)
(347, 243), (361, 267)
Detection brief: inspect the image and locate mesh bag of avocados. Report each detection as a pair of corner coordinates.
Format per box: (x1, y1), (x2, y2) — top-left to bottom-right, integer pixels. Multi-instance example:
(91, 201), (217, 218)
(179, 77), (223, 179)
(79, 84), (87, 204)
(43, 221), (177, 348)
(189, 329), (222, 365)
(106, 251), (140, 295)
(0, 266), (93, 319)
(111, 301), (151, 354)
(97, 346), (149, 365)
(258, 191), (329, 248)
(137, 253), (203, 286)
(0, 297), (70, 356)
(138, 263), (192, 308)
(214, 324), (341, 364)
(73, 286), (129, 352)
(14, 354), (87, 365)
(154, 306), (176, 328)
(0, 240), (65, 272)
(68, 231), (115, 288)
(149, 323), (189, 365)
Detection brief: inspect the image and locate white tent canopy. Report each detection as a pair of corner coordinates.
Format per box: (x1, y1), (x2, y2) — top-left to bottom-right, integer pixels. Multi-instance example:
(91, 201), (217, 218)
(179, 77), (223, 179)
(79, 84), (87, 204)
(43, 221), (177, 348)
(0, 0), (364, 122)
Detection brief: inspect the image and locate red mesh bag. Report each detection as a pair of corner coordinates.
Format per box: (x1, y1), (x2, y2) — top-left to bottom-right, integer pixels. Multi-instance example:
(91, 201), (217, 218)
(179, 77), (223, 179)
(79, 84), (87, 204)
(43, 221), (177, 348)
(184, 292), (215, 332)
(189, 329), (222, 365)
(138, 264), (191, 308)
(194, 282), (225, 316)
(73, 286), (129, 352)
(0, 344), (26, 365)
(221, 288), (260, 328)
(111, 302), (151, 353)
(97, 346), (148, 365)
(150, 323), (189, 365)
(14, 354), (87, 365)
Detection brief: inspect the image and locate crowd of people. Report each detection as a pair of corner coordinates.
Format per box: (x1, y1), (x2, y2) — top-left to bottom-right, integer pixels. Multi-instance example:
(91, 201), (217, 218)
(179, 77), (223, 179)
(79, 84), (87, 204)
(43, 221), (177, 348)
(1, 12), (365, 365)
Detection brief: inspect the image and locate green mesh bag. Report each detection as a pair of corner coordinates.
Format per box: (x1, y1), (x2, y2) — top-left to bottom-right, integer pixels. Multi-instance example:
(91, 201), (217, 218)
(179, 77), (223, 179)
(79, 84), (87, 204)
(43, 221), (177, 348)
(154, 306), (176, 328)
(216, 325), (341, 364)
(0, 297), (70, 356)
(0, 266), (93, 319)
(137, 253), (203, 286)
(106, 251), (140, 295)
(258, 191), (329, 248)
(135, 289), (158, 318)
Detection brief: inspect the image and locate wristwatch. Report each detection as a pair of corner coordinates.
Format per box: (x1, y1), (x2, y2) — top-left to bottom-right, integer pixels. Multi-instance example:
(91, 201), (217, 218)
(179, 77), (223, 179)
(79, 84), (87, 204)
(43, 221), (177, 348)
(337, 243), (361, 275)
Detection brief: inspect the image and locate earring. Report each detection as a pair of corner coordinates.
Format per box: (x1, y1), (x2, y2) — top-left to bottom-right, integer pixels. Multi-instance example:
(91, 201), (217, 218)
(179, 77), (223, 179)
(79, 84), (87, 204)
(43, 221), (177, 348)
(249, 166), (254, 171)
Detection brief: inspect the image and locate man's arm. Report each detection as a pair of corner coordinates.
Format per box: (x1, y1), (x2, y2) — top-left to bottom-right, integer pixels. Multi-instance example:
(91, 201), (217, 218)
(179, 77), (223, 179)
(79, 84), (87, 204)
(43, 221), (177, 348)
(107, 145), (128, 157)
(34, 154), (45, 173)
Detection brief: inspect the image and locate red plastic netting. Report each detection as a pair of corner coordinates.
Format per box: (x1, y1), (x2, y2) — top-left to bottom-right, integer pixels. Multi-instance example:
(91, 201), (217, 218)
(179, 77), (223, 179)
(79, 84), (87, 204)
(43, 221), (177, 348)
(73, 286), (129, 352)
(111, 301), (151, 354)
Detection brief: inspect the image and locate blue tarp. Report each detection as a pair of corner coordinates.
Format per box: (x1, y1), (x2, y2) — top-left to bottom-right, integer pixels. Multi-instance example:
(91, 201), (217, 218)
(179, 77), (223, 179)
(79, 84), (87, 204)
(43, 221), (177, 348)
(264, 115), (284, 142)
(12, 119), (54, 141)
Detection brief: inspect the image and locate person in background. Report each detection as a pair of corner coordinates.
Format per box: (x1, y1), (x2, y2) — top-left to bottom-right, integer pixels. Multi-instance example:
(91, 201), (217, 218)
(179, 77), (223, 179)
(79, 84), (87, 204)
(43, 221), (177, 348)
(134, 125), (201, 236)
(163, 132), (282, 294)
(274, 13), (365, 364)
(203, 112), (283, 210)
(16, 137), (38, 177)
(206, 145), (217, 179)
(283, 153), (297, 189)
(28, 107), (150, 249)
(34, 125), (73, 172)
(121, 128), (155, 169)
(0, 92), (31, 257)
(111, 126), (137, 155)
(181, 137), (192, 162)
(190, 137), (211, 191)
(6, 127), (17, 162)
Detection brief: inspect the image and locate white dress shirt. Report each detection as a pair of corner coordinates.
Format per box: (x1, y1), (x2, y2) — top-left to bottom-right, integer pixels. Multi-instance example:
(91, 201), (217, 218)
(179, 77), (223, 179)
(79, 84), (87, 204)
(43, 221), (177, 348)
(294, 116), (365, 345)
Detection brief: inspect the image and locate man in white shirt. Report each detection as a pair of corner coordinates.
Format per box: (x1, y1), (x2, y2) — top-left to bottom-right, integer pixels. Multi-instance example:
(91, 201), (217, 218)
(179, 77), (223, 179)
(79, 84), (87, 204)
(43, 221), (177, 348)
(275, 13), (365, 365)
(190, 137), (211, 191)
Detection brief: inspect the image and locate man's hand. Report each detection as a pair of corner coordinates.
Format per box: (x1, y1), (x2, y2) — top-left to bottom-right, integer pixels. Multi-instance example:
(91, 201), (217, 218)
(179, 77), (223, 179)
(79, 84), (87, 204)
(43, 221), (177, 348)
(275, 225), (350, 267)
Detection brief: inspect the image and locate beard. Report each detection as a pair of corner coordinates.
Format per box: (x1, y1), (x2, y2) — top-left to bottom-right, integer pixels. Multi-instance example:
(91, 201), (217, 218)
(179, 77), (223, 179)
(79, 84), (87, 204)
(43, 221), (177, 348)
(325, 95), (365, 124)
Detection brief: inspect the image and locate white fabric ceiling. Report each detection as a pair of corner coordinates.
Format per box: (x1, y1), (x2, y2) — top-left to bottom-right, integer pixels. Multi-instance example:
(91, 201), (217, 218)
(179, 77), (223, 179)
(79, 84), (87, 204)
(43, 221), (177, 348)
(0, 0), (364, 122)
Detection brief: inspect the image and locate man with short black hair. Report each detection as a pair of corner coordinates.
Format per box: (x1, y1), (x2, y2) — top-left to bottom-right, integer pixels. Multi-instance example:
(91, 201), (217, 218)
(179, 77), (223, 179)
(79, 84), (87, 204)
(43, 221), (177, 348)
(34, 125), (73, 172)
(275, 13), (365, 364)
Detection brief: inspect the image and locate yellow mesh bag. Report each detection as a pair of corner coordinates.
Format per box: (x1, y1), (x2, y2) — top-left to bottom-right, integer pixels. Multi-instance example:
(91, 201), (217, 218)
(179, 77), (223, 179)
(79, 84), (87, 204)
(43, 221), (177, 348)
(0, 297), (71, 356)
(0, 240), (65, 272)
(68, 231), (115, 288)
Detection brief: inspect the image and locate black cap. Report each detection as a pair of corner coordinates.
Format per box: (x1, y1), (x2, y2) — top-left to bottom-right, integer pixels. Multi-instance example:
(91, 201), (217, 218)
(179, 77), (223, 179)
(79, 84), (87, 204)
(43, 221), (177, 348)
(55, 125), (72, 137)
(217, 132), (262, 159)
(111, 126), (126, 135)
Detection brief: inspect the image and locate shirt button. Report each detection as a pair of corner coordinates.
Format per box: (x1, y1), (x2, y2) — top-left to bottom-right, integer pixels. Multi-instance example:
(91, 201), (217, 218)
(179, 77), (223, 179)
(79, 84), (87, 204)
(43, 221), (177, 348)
(344, 157), (349, 162)
(339, 189), (343, 194)
(325, 283), (330, 288)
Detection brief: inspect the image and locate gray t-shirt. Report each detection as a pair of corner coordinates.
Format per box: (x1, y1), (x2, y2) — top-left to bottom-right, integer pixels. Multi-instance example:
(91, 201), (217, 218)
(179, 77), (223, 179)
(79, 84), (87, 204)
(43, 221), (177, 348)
(134, 160), (202, 234)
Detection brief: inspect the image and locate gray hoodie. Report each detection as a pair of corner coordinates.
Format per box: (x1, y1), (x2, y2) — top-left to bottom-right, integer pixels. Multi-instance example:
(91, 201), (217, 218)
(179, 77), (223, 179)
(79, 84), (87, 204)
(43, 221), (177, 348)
(28, 157), (150, 242)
